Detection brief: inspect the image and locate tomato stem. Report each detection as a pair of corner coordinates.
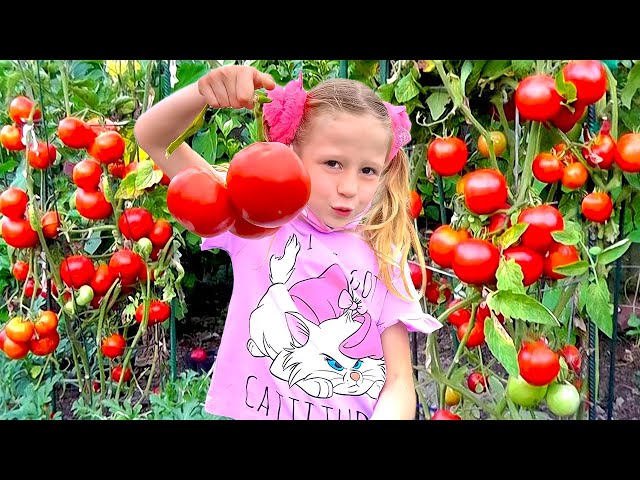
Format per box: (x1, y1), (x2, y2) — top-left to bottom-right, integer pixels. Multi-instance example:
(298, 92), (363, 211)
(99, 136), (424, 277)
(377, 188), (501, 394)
(515, 122), (541, 206)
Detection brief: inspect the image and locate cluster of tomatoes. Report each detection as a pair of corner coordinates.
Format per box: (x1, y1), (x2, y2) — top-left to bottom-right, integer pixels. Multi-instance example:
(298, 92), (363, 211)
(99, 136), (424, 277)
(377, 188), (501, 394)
(166, 141), (311, 240)
(0, 310), (60, 360)
(0, 93), (176, 390)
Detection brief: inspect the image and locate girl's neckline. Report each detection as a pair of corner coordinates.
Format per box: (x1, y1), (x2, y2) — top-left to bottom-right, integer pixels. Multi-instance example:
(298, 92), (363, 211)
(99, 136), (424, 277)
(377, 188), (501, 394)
(297, 205), (369, 234)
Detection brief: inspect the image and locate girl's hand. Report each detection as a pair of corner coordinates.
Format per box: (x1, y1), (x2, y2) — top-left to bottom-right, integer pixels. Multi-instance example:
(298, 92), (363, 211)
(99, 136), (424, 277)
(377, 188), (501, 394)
(197, 65), (276, 110)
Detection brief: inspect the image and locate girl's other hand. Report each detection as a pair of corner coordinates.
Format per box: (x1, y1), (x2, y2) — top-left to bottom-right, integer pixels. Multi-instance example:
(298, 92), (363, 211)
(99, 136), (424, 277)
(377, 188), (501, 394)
(197, 65), (276, 110)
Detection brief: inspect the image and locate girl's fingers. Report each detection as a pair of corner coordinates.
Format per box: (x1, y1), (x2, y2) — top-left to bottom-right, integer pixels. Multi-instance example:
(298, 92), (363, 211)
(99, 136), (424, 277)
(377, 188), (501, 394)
(254, 70), (276, 91)
(209, 76), (232, 108)
(236, 67), (260, 109)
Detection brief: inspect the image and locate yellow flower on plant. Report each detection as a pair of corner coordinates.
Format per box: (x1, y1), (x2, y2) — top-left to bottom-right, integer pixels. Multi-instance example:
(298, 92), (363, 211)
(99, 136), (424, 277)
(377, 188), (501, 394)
(106, 60), (141, 78)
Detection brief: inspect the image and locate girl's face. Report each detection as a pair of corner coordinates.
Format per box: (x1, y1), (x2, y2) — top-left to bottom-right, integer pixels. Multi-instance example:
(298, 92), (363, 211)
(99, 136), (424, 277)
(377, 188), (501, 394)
(296, 112), (390, 229)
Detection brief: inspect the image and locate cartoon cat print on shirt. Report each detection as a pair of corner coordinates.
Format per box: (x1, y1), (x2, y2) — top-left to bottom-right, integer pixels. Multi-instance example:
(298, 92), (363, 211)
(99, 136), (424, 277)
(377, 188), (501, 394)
(246, 234), (386, 399)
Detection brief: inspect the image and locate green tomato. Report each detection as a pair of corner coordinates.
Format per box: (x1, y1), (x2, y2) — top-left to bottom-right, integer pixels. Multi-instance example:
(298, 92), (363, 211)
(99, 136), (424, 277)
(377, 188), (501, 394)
(507, 375), (548, 408)
(136, 237), (153, 259)
(75, 284), (94, 306)
(545, 382), (580, 417)
(63, 300), (75, 315)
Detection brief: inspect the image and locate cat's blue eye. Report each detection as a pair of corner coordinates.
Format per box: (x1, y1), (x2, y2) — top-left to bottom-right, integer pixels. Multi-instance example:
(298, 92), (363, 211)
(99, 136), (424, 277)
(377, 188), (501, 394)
(326, 358), (344, 371)
(353, 360), (363, 369)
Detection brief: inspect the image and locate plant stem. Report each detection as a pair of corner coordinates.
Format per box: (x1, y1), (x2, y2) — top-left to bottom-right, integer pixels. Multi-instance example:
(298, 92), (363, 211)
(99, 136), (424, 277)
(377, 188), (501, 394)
(516, 122), (541, 206)
(59, 60), (71, 117)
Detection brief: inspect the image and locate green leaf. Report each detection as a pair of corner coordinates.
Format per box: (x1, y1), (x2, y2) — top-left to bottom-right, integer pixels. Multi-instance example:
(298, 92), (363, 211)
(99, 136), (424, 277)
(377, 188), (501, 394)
(498, 223), (528, 250)
(394, 72), (420, 103)
(460, 61), (474, 94)
(69, 86), (99, 110)
(0, 160), (19, 175)
(449, 76), (464, 107)
(586, 279), (613, 338)
(541, 288), (571, 325)
(464, 61), (487, 94)
(376, 83), (395, 102)
(496, 258), (525, 294)
(487, 290), (559, 326)
(482, 60), (511, 78)
(175, 62), (210, 91)
(589, 246), (602, 256)
(30, 365), (43, 379)
(597, 238), (631, 266)
(425, 91), (450, 121)
(551, 225), (582, 246)
(577, 279), (589, 313)
(511, 60), (535, 77)
(114, 172), (138, 200)
(553, 260), (589, 277)
(192, 128), (218, 163)
(484, 316), (519, 378)
(621, 62), (640, 109)
(554, 70), (577, 104)
(134, 160), (162, 190)
(628, 229), (640, 243)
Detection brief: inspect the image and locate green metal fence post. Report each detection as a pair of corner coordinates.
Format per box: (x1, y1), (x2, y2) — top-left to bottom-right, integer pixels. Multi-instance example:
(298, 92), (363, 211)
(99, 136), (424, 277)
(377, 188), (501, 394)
(339, 61), (348, 79)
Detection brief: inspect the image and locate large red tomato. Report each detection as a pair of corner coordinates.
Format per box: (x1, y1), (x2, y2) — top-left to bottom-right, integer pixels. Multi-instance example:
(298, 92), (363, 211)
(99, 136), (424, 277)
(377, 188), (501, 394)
(517, 339), (560, 387)
(427, 136), (468, 177)
(119, 207), (154, 241)
(228, 204), (280, 239)
(1, 217), (38, 249)
(517, 205), (564, 254)
(463, 169), (508, 215)
(109, 249), (144, 285)
(515, 74), (563, 122)
(549, 101), (586, 133)
(408, 260), (432, 290)
(148, 218), (173, 247)
(9, 96), (41, 124)
(451, 238), (500, 286)
(431, 409), (461, 420)
(543, 242), (580, 280)
(0, 125), (25, 151)
(41, 211), (60, 239)
(582, 132), (616, 169)
(72, 159), (103, 191)
(581, 192), (613, 224)
(90, 264), (117, 296)
(0, 187), (28, 219)
(57, 116), (96, 149)
(614, 132), (640, 172)
(428, 225), (470, 269)
(456, 320), (485, 348)
(101, 333), (126, 358)
(60, 255), (96, 289)
(502, 245), (544, 286)
(166, 165), (235, 237)
(88, 131), (125, 164)
(75, 188), (113, 220)
(226, 142), (311, 228)
(27, 141), (57, 170)
(562, 60), (607, 105)
(408, 190), (422, 219)
(532, 152), (564, 184)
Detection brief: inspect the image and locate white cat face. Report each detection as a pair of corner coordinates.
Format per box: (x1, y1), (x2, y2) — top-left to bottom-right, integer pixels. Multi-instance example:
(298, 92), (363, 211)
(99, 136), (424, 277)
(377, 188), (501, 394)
(283, 311), (386, 396)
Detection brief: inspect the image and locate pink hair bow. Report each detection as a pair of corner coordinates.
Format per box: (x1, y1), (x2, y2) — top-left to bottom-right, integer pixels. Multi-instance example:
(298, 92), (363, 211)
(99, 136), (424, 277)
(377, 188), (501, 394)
(383, 101), (412, 160)
(263, 71), (307, 145)
(262, 72), (412, 160)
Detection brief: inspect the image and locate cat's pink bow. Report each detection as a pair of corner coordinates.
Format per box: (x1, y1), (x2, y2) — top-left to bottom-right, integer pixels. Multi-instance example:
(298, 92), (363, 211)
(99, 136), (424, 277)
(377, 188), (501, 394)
(338, 289), (367, 316)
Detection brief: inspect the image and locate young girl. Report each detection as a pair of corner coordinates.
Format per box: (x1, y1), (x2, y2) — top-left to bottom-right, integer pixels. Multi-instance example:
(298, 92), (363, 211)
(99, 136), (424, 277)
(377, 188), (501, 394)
(134, 64), (441, 420)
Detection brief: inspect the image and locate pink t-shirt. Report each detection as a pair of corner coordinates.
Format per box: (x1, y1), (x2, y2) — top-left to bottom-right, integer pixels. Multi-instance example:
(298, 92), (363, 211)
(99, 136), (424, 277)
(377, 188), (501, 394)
(199, 215), (441, 420)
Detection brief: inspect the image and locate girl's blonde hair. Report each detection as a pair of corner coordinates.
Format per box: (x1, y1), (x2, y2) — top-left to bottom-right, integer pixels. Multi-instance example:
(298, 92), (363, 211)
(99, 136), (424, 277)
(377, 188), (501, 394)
(263, 77), (426, 302)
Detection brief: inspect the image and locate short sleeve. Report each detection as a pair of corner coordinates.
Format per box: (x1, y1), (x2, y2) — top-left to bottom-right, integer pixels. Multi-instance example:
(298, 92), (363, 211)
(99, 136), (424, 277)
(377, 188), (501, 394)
(200, 231), (248, 258)
(377, 261), (442, 335)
